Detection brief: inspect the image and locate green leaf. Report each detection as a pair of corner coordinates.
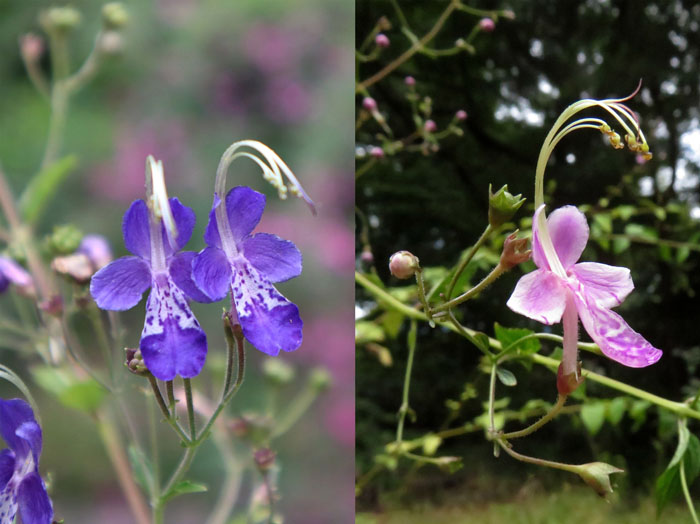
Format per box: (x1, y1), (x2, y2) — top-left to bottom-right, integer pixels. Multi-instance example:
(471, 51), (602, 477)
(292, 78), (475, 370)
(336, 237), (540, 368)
(655, 423), (700, 516)
(473, 332), (491, 353)
(684, 434), (700, 485)
(493, 323), (541, 356)
(624, 223), (658, 242)
(19, 155), (78, 224)
(380, 310), (404, 338)
(355, 321), (385, 344)
(676, 246), (691, 264)
(164, 480), (208, 502)
(59, 380), (106, 413)
(496, 367), (517, 387)
(655, 463), (681, 516)
(593, 213), (612, 234)
(580, 402), (606, 436)
(612, 236), (630, 254)
(615, 205), (636, 221)
(606, 397), (627, 426)
(668, 423), (690, 469)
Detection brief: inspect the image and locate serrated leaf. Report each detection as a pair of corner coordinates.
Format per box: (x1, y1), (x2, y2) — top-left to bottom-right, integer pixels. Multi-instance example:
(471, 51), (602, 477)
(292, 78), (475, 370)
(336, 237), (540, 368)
(493, 323), (540, 355)
(580, 402), (606, 436)
(606, 397), (626, 426)
(496, 367), (517, 387)
(19, 155), (78, 224)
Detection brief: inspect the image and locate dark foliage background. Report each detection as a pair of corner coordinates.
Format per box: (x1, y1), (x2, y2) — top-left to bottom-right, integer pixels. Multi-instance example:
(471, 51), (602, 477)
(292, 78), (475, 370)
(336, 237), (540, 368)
(356, 0), (700, 511)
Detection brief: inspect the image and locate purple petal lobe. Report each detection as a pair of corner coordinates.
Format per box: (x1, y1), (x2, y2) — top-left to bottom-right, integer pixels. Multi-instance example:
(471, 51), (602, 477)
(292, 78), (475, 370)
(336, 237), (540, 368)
(231, 258), (302, 355)
(14, 422), (42, 463)
(573, 287), (662, 367)
(242, 233), (302, 283)
(224, 186), (266, 243)
(203, 194), (222, 249)
(163, 197), (196, 256)
(1, 479), (19, 524)
(17, 472), (53, 524)
(192, 247), (232, 301)
(90, 256), (151, 311)
(0, 450), (14, 491)
(570, 262), (633, 308)
(123, 200), (151, 259)
(0, 399), (36, 460)
(0, 257), (32, 288)
(140, 275), (207, 380)
(169, 252), (214, 303)
(507, 269), (567, 325)
(531, 205), (548, 270)
(547, 206), (589, 269)
(0, 274), (9, 293)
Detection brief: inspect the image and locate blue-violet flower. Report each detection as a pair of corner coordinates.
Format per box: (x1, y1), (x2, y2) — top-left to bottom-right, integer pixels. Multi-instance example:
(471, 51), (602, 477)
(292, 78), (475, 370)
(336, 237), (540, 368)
(192, 186), (303, 356)
(0, 398), (53, 524)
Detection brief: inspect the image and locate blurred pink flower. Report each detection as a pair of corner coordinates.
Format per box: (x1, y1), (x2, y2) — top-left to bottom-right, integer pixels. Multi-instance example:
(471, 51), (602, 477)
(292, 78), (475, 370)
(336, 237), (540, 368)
(264, 76), (312, 123)
(242, 24), (305, 74)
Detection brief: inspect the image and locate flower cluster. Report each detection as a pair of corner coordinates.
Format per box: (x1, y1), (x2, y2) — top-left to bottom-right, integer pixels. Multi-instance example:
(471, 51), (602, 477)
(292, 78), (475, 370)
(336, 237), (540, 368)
(90, 149), (309, 380)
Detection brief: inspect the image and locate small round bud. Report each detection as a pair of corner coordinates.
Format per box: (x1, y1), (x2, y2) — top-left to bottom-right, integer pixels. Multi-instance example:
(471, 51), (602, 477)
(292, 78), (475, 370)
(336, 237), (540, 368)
(369, 146), (384, 158)
(310, 368), (332, 391)
(501, 9), (516, 20)
(455, 109), (468, 121)
(78, 234), (113, 270)
(423, 119), (437, 133)
(263, 359), (295, 385)
(102, 3), (129, 29)
(404, 76), (416, 86)
(479, 18), (496, 32)
(378, 16), (392, 31)
(47, 225), (83, 256)
(20, 34), (44, 62)
(228, 417), (249, 438)
(375, 33), (390, 48)
(125, 347), (149, 376)
(99, 30), (124, 55)
(360, 249), (374, 264)
(362, 97), (377, 111)
(40, 7), (82, 33)
(389, 251), (420, 279)
(254, 448), (276, 471)
(39, 295), (64, 317)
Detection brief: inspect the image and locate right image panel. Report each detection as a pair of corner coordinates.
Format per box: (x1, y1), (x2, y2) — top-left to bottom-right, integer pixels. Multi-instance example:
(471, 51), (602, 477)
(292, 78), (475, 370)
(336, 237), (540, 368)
(356, 2), (700, 522)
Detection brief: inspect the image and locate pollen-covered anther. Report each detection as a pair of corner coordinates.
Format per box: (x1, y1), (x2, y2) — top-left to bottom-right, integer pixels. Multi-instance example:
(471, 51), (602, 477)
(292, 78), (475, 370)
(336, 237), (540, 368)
(608, 132), (624, 149)
(625, 134), (640, 152)
(599, 123), (612, 135)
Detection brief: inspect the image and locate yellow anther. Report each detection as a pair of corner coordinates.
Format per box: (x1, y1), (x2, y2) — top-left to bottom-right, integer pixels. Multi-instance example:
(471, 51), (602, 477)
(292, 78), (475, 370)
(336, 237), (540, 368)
(600, 123), (612, 134)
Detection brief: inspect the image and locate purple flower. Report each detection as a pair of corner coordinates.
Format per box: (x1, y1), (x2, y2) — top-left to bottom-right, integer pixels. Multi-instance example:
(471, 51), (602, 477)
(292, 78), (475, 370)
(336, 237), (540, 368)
(0, 257), (33, 295)
(507, 205), (662, 375)
(90, 197), (210, 380)
(192, 186), (303, 356)
(0, 398), (53, 524)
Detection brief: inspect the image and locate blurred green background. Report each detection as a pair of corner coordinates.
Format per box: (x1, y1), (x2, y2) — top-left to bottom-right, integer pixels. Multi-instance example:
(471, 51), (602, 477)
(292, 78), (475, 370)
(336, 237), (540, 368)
(356, 0), (700, 521)
(0, 0), (353, 522)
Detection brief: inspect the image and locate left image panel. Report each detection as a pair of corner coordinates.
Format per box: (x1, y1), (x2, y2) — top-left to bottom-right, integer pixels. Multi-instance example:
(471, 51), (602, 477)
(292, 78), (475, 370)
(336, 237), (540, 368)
(0, 1), (354, 522)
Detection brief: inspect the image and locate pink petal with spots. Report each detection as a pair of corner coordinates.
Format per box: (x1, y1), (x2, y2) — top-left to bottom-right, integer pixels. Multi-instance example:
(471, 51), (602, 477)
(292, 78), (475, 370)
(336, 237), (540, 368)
(506, 269), (567, 325)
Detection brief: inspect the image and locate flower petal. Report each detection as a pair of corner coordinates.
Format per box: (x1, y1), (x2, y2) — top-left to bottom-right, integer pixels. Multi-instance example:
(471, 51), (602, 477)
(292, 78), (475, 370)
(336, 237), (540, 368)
(203, 194), (223, 249)
(573, 288), (662, 367)
(0, 479), (18, 524)
(169, 252), (214, 303)
(0, 257), (32, 289)
(570, 262), (633, 308)
(14, 422), (42, 463)
(547, 206), (589, 269)
(531, 205), (548, 269)
(506, 269), (567, 325)
(0, 399), (36, 460)
(163, 197), (196, 256)
(231, 258), (302, 355)
(17, 472), (53, 524)
(242, 233), (301, 283)
(122, 200), (151, 259)
(140, 276), (207, 380)
(90, 256), (151, 311)
(0, 450), (14, 492)
(192, 247), (232, 301)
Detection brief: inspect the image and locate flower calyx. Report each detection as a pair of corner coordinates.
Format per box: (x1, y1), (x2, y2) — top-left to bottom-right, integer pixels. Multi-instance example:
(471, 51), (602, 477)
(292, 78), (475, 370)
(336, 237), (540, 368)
(556, 361), (584, 396)
(573, 461), (624, 497)
(125, 348), (149, 376)
(500, 231), (531, 270)
(488, 184), (526, 228)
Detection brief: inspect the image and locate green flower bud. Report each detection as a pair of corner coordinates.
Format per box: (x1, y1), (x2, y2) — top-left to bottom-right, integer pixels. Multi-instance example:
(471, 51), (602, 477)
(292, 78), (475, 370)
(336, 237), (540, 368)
(574, 461), (624, 497)
(47, 224), (83, 256)
(40, 7), (82, 33)
(102, 3), (129, 29)
(310, 367), (332, 391)
(488, 184), (525, 227)
(263, 359), (295, 385)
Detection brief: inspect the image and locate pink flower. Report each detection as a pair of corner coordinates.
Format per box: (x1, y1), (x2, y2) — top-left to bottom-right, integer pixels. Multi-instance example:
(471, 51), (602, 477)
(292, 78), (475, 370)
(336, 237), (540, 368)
(375, 33), (390, 48)
(479, 18), (496, 32)
(507, 205), (661, 376)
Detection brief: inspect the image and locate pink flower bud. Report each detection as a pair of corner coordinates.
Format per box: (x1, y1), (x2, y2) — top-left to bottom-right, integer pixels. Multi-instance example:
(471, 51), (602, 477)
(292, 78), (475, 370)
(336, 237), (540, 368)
(360, 249), (374, 264)
(369, 146), (384, 158)
(404, 76), (416, 86)
(423, 119), (437, 133)
(20, 33), (44, 62)
(362, 97), (377, 111)
(78, 234), (113, 269)
(389, 251), (420, 279)
(375, 33), (390, 48)
(455, 109), (468, 121)
(479, 18), (496, 32)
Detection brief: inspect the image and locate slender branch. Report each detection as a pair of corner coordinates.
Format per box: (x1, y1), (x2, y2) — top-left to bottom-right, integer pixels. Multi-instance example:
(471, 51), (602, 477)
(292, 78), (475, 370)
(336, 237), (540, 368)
(500, 395), (567, 440)
(433, 262), (507, 313)
(495, 439), (577, 473)
(357, 0), (460, 91)
(396, 320), (417, 445)
(184, 378), (197, 440)
(445, 223), (493, 300)
(147, 374), (190, 443)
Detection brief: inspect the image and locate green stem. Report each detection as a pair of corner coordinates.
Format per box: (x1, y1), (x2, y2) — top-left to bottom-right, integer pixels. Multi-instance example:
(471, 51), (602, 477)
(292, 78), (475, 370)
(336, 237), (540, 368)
(445, 224), (493, 299)
(184, 378), (196, 440)
(433, 262), (506, 312)
(356, 0), (460, 91)
(680, 456), (700, 524)
(396, 320), (418, 445)
(166, 380), (176, 410)
(147, 374), (190, 444)
(154, 446), (199, 522)
(500, 394), (567, 440)
(495, 439), (578, 474)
